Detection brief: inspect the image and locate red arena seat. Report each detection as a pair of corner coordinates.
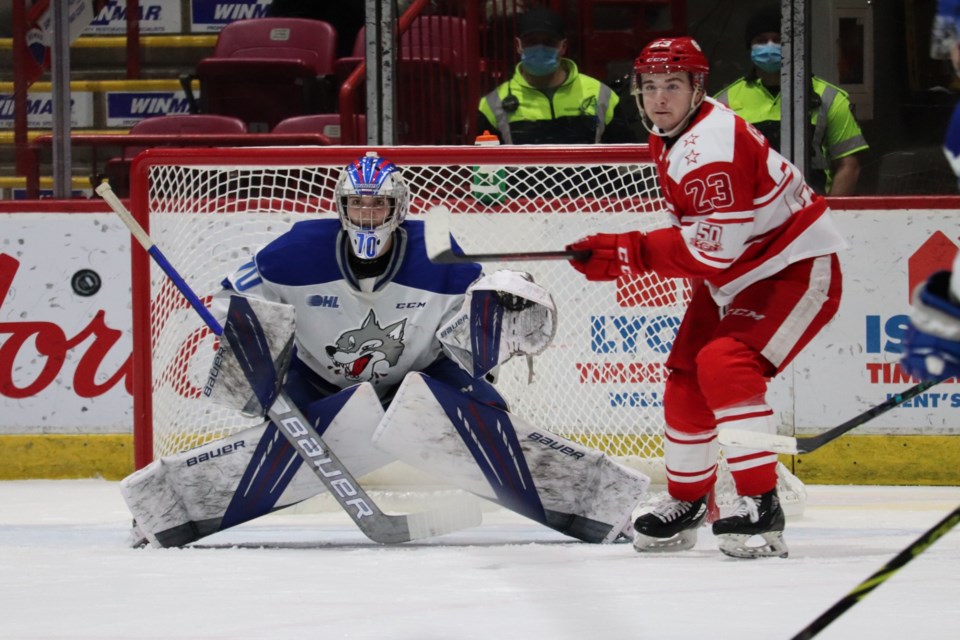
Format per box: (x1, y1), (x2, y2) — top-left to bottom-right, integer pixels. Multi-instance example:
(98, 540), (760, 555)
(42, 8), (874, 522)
(103, 114), (248, 196)
(191, 18), (338, 132)
(272, 114), (366, 145)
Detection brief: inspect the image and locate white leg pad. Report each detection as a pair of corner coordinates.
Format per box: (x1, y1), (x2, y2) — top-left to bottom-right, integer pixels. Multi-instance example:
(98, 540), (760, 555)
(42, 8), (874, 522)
(373, 372), (650, 543)
(121, 382), (391, 547)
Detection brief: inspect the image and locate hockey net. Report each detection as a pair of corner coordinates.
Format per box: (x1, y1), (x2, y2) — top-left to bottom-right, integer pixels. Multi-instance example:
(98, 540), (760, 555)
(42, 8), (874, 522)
(129, 145), (805, 515)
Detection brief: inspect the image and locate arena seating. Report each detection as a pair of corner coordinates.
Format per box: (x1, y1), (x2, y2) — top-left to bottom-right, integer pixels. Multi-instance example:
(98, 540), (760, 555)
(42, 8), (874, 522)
(103, 114), (248, 196)
(272, 114), (366, 145)
(336, 15), (476, 145)
(189, 18), (339, 132)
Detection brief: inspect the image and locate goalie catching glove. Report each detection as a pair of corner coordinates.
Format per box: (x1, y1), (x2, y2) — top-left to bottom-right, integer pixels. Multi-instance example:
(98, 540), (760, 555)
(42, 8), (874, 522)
(901, 270), (960, 382)
(438, 270), (556, 380)
(566, 232), (645, 281)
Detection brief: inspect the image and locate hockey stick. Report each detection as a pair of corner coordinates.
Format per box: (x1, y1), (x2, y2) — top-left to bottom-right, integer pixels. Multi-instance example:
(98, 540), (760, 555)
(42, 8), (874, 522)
(424, 205), (589, 263)
(717, 378), (943, 455)
(97, 182), (481, 543)
(791, 503), (960, 639)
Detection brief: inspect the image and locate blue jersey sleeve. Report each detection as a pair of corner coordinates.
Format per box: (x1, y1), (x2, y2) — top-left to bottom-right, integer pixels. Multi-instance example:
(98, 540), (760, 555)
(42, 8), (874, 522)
(255, 220), (344, 287)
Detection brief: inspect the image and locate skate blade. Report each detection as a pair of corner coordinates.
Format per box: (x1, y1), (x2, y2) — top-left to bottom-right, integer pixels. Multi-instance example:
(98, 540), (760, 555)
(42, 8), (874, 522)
(716, 531), (788, 559)
(127, 519), (149, 549)
(128, 528), (149, 549)
(611, 515), (638, 544)
(633, 528), (698, 553)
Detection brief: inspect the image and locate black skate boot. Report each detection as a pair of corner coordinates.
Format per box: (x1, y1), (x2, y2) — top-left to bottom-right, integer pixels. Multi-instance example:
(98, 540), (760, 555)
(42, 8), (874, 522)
(712, 489), (788, 559)
(632, 495), (708, 552)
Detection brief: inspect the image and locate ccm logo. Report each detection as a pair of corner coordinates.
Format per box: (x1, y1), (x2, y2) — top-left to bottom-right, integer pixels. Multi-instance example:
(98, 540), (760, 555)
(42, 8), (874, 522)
(617, 246), (634, 275)
(277, 416), (374, 519)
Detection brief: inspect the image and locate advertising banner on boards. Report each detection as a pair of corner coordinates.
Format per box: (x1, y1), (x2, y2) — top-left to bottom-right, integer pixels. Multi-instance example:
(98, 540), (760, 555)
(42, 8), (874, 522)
(0, 203), (958, 437)
(0, 212), (132, 432)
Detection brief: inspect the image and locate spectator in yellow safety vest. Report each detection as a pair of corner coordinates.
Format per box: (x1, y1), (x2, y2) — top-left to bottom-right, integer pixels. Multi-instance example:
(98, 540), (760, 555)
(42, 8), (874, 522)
(714, 4), (869, 195)
(477, 6), (636, 145)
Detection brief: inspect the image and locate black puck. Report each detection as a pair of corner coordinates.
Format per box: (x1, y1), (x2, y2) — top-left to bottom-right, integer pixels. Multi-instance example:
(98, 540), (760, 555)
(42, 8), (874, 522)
(71, 269), (102, 297)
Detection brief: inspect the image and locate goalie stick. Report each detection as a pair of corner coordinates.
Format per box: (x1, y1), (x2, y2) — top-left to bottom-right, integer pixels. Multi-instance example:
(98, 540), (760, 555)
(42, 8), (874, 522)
(97, 182), (481, 544)
(424, 205), (590, 263)
(718, 378), (943, 455)
(791, 503), (960, 639)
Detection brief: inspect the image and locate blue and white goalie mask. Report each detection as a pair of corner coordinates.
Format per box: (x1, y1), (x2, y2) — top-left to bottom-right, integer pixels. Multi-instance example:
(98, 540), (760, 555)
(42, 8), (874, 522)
(336, 155), (409, 260)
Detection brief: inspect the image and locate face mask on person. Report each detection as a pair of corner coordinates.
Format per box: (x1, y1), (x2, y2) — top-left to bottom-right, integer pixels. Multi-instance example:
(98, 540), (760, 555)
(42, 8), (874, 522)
(751, 42), (781, 73)
(521, 45), (561, 76)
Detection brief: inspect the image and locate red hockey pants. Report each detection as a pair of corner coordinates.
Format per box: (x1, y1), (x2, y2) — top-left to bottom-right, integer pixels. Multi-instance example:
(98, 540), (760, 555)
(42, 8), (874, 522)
(662, 254), (842, 501)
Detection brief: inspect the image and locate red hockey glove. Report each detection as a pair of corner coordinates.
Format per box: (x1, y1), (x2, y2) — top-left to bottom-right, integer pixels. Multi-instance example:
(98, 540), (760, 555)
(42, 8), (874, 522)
(566, 232), (644, 281)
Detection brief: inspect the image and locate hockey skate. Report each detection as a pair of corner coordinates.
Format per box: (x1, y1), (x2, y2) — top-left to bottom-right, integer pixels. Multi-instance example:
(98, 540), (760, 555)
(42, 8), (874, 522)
(712, 489), (788, 559)
(632, 495), (707, 552)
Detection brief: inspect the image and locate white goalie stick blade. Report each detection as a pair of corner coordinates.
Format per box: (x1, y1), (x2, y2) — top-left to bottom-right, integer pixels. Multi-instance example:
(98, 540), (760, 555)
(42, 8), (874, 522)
(717, 429), (799, 455)
(424, 205), (589, 264)
(424, 204), (457, 262)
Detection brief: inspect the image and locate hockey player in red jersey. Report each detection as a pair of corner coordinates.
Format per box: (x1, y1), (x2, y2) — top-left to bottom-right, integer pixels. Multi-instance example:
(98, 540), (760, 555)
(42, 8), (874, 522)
(566, 37), (847, 558)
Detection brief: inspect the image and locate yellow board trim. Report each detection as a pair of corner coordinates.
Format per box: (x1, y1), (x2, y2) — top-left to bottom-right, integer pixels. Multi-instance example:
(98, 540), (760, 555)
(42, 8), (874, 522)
(0, 35), (217, 51)
(0, 78), (199, 93)
(789, 435), (960, 485)
(0, 176), (92, 189)
(1, 433), (959, 484)
(0, 129), (128, 145)
(0, 434), (133, 480)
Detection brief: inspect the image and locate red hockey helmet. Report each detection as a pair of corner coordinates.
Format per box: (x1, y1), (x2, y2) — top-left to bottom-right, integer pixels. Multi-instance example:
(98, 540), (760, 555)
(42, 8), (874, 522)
(633, 37), (709, 89)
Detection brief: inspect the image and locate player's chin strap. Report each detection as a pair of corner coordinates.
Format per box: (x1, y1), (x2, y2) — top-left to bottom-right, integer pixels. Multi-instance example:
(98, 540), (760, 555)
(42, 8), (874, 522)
(438, 270), (556, 383)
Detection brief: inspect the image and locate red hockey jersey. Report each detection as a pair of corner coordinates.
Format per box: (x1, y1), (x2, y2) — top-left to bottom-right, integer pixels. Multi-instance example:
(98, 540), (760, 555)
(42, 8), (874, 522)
(643, 97), (848, 305)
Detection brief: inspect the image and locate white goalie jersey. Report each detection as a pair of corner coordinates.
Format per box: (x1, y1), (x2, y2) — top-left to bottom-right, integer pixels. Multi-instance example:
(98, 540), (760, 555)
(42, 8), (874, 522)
(216, 218), (555, 398)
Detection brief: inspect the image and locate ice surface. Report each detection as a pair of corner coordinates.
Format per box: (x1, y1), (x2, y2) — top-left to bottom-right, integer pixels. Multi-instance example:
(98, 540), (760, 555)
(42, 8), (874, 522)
(1, 480), (958, 640)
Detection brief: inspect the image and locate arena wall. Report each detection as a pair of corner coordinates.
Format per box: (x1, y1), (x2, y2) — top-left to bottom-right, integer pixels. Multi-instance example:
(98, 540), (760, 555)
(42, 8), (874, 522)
(1, 196), (959, 484)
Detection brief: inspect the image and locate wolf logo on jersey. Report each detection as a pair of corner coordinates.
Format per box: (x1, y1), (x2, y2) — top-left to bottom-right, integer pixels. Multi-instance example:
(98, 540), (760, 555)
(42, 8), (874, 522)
(325, 309), (407, 383)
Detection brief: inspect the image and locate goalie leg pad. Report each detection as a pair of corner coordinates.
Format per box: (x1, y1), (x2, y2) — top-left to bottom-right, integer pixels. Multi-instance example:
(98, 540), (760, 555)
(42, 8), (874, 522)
(121, 383), (391, 547)
(120, 456), (194, 549)
(373, 372), (649, 543)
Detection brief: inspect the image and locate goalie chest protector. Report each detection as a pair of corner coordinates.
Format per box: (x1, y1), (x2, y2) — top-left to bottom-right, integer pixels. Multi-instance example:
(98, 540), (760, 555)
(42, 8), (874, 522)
(229, 219), (480, 398)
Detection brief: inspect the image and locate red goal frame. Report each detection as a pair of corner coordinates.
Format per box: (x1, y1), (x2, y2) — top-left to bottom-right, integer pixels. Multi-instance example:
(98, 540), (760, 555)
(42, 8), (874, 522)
(128, 144), (655, 468)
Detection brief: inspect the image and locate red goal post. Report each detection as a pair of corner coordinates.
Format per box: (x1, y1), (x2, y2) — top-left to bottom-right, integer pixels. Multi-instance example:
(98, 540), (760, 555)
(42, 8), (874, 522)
(128, 144), (805, 513)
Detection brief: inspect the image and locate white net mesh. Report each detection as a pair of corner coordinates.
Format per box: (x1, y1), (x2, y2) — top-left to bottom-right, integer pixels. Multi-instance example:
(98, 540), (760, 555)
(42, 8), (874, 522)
(132, 145), (804, 514)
